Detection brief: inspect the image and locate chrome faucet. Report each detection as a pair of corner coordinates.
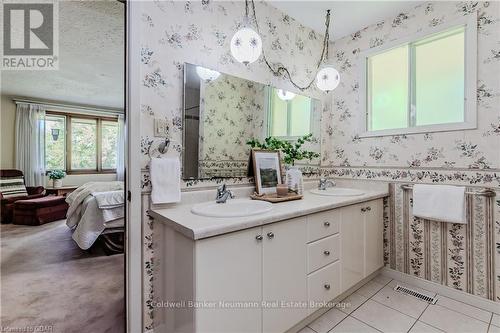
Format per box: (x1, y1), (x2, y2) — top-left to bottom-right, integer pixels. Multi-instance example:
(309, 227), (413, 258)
(318, 178), (336, 191)
(215, 184), (235, 203)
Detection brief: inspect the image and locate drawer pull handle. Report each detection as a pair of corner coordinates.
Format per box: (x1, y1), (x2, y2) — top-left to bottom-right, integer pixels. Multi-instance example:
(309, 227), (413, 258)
(255, 235), (263, 241)
(366, 206), (371, 211)
(361, 208), (366, 212)
(267, 232), (274, 239)
(324, 221), (330, 227)
(323, 250), (330, 256)
(324, 284), (331, 290)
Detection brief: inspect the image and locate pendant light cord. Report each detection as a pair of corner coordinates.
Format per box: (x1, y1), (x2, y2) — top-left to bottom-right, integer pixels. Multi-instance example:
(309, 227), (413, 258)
(248, 0), (331, 91)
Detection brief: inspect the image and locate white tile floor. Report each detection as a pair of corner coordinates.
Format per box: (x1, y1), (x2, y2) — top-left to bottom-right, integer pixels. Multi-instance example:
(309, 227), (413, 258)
(299, 274), (500, 333)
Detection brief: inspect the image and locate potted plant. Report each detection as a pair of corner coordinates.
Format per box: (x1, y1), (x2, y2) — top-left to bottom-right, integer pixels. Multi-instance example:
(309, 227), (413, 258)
(247, 133), (319, 166)
(47, 169), (66, 188)
(247, 134), (319, 194)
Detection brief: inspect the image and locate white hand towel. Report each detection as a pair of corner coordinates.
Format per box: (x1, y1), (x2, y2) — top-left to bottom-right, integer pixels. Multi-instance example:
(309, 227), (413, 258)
(150, 157), (181, 204)
(413, 184), (466, 224)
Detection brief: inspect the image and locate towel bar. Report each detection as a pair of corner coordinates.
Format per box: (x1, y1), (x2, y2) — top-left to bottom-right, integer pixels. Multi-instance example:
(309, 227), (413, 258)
(400, 184), (496, 197)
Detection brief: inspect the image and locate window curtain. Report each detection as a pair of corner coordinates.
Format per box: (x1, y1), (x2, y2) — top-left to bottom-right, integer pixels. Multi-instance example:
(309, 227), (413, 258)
(116, 114), (125, 181)
(15, 103), (46, 186)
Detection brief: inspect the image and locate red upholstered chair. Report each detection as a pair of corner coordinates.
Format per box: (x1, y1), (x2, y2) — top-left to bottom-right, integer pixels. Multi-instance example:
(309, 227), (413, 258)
(0, 169), (45, 223)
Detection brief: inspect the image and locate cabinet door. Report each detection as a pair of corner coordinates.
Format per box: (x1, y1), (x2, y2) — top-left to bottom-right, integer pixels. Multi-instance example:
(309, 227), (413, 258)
(364, 199), (384, 276)
(340, 203), (365, 293)
(195, 226), (263, 333)
(262, 217), (308, 333)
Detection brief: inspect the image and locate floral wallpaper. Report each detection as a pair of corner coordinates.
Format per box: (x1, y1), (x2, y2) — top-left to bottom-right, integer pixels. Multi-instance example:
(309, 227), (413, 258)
(138, 1), (330, 330)
(138, 1), (500, 330)
(325, 0), (500, 305)
(384, 184), (499, 301)
(326, 1), (500, 170)
(199, 74), (266, 177)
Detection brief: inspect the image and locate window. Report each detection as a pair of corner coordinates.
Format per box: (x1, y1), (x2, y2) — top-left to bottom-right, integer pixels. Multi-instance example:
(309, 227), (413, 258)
(44, 112), (119, 173)
(268, 87), (312, 138)
(71, 118), (97, 170)
(362, 16), (476, 136)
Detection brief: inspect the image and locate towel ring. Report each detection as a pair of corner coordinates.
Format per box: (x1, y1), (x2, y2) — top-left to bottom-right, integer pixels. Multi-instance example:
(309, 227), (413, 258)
(149, 137), (180, 158)
(158, 138), (170, 154)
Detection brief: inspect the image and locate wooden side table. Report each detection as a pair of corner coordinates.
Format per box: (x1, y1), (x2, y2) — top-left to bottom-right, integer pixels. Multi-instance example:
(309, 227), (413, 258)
(45, 185), (78, 197)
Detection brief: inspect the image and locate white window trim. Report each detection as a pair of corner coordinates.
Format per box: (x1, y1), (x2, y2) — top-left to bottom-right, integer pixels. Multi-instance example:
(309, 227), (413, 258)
(267, 86), (314, 140)
(358, 13), (477, 138)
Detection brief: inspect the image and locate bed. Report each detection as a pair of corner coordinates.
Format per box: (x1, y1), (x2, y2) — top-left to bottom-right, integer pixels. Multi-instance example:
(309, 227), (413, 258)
(65, 181), (125, 252)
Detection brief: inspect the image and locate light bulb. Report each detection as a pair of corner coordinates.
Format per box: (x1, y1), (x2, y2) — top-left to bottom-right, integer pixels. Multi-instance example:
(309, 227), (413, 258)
(316, 65), (340, 92)
(196, 66), (221, 82)
(230, 27), (262, 65)
(276, 89), (296, 101)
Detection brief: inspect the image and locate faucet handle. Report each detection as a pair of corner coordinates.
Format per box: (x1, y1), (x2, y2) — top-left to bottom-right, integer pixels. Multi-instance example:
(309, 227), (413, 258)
(318, 178), (326, 190)
(217, 183), (226, 193)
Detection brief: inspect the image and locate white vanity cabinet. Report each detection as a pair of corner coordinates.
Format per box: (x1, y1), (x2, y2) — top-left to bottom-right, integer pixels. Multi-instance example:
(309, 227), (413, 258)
(364, 200), (384, 276)
(153, 194), (386, 333)
(340, 199), (384, 293)
(262, 218), (308, 333)
(195, 226), (263, 333)
(196, 217), (308, 333)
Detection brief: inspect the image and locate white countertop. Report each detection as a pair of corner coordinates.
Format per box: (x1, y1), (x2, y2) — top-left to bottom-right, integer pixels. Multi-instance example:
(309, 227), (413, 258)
(149, 189), (389, 240)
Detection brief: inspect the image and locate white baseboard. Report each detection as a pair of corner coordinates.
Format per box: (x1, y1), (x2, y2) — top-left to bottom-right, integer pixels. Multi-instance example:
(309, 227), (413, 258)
(381, 267), (499, 314)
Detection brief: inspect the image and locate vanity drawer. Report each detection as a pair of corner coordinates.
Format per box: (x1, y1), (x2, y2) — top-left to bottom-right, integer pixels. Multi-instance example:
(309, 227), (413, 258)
(308, 261), (341, 309)
(307, 209), (340, 242)
(307, 234), (340, 273)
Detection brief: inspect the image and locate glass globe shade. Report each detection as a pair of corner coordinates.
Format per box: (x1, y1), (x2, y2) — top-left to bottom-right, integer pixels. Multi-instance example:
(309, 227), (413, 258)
(276, 89), (296, 101)
(196, 66), (221, 82)
(315, 65), (340, 92)
(230, 27), (262, 65)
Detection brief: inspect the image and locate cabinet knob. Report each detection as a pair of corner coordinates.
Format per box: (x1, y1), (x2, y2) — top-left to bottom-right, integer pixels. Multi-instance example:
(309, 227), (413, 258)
(324, 221), (330, 227)
(366, 206), (371, 211)
(323, 250), (330, 256)
(361, 207), (366, 212)
(267, 232), (274, 239)
(255, 235), (263, 241)
(324, 284), (331, 290)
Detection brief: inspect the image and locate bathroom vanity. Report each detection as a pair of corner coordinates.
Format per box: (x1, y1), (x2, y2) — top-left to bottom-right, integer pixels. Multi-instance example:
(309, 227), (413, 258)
(150, 188), (388, 333)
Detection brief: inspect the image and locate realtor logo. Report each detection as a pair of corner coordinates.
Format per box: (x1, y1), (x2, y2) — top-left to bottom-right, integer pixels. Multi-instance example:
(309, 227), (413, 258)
(2, 1), (59, 70)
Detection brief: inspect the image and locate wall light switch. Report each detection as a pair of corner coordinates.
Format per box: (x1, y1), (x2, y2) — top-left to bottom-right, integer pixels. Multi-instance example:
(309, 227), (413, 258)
(154, 118), (169, 137)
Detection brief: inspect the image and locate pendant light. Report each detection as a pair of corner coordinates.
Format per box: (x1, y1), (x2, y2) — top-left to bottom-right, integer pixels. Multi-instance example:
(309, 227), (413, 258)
(315, 10), (340, 92)
(316, 66), (340, 92)
(196, 66), (221, 82)
(230, 1), (262, 65)
(233, 1), (339, 92)
(276, 89), (296, 101)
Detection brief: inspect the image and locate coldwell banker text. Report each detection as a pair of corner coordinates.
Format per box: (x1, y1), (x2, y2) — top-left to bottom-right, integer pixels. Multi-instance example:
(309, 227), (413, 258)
(2, 1), (59, 70)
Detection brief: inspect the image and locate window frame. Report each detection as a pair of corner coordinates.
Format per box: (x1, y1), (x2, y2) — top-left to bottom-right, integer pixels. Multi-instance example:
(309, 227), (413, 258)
(45, 111), (119, 174)
(359, 13), (477, 138)
(267, 87), (313, 140)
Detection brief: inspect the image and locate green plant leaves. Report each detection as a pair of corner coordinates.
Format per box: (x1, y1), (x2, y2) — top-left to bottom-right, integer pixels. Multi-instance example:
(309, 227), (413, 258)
(247, 133), (319, 165)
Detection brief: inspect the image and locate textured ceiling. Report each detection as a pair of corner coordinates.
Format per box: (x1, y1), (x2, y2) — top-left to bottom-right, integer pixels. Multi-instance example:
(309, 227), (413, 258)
(269, 1), (424, 40)
(1, 1), (124, 109)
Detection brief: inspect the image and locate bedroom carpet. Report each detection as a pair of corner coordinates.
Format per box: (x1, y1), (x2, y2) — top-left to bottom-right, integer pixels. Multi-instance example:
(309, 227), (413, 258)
(0, 220), (124, 333)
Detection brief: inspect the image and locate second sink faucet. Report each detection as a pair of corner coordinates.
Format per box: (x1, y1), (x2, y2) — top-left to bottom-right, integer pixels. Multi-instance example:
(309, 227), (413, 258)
(318, 178), (336, 191)
(215, 184), (235, 203)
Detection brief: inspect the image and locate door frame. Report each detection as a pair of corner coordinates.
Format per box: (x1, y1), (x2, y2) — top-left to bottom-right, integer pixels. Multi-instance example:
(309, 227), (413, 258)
(125, 1), (143, 332)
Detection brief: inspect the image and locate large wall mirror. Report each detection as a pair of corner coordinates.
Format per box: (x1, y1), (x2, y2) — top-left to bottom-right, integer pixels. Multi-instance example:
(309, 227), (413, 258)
(183, 63), (321, 180)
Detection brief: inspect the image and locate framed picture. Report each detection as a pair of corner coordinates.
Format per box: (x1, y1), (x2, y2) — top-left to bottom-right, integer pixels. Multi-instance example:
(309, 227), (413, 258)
(251, 149), (283, 195)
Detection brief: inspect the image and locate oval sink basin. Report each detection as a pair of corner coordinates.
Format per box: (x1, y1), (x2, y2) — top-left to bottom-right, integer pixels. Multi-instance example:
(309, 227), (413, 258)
(191, 199), (273, 218)
(310, 188), (365, 197)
